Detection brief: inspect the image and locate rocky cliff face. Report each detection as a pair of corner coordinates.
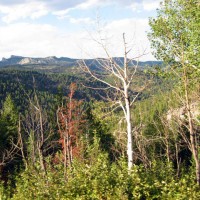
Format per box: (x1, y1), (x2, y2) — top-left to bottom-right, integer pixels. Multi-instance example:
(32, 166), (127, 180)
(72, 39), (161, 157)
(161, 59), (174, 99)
(167, 102), (200, 122)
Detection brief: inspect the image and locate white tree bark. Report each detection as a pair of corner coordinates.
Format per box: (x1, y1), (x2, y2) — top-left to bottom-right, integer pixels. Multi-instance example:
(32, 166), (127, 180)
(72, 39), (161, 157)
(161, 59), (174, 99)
(79, 33), (146, 170)
(125, 87), (133, 170)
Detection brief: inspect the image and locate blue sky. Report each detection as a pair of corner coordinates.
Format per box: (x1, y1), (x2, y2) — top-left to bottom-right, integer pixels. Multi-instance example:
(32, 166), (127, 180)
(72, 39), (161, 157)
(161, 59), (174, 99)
(0, 0), (161, 61)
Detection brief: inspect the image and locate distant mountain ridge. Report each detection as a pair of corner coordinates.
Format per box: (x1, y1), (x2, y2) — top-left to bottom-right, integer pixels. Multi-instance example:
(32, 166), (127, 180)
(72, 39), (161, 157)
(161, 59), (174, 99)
(0, 55), (77, 67)
(0, 55), (162, 68)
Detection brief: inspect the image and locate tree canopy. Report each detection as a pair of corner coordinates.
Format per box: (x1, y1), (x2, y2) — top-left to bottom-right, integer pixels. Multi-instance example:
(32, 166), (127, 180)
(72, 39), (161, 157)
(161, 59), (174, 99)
(149, 0), (200, 73)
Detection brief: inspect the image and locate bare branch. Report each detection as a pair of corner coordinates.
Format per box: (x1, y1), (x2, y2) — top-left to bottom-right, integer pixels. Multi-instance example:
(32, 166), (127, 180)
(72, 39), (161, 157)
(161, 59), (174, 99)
(79, 59), (124, 93)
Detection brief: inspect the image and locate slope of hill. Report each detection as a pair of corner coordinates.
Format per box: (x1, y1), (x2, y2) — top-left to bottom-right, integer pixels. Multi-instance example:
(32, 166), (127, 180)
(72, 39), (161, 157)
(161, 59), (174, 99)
(0, 55), (162, 71)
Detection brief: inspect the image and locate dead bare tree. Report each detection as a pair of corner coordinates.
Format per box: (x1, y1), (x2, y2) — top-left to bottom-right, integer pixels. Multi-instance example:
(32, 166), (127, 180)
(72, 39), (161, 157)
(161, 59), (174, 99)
(0, 138), (20, 171)
(79, 32), (147, 170)
(20, 77), (55, 176)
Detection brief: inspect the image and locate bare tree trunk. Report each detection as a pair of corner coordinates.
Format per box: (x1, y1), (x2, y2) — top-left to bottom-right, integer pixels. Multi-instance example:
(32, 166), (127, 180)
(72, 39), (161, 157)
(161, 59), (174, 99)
(175, 142), (181, 177)
(184, 67), (200, 185)
(63, 135), (67, 178)
(66, 132), (72, 168)
(124, 87), (133, 170)
(18, 114), (28, 169)
(166, 139), (170, 163)
(36, 94), (46, 175)
(123, 33), (133, 170)
(38, 145), (46, 174)
(164, 129), (170, 163)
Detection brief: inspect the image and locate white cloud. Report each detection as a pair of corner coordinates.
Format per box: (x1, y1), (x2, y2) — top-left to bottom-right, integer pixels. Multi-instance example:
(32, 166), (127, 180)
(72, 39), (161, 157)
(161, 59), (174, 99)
(75, 18), (156, 61)
(76, 0), (100, 9)
(142, 0), (160, 11)
(0, 0), (161, 23)
(105, 18), (153, 60)
(0, 0), (83, 8)
(69, 17), (94, 25)
(0, 0), (101, 22)
(0, 1), (158, 61)
(130, 2), (142, 12)
(0, 23), (84, 59)
(0, 2), (48, 23)
(52, 9), (71, 19)
(73, 0), (161, 18)
(52, 0), (104, 20)
(0, 0), (85, 23)
(0, 19), (155, 61)
(53, 10), (95, 24)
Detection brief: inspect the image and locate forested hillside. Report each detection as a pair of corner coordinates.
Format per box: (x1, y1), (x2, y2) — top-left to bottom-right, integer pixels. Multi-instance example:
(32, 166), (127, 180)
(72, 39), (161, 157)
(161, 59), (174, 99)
(0, 0), (199, 199)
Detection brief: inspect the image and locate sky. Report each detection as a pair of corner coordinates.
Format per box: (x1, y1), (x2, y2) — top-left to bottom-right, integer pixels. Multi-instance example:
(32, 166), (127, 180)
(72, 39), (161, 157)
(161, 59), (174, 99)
(0, 0), (161, 61)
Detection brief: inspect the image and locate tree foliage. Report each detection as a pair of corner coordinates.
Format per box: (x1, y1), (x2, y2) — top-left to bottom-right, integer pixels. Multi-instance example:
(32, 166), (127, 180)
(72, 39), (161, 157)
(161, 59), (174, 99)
(149, 0), (200, 184)
(149, 0), (200, 70)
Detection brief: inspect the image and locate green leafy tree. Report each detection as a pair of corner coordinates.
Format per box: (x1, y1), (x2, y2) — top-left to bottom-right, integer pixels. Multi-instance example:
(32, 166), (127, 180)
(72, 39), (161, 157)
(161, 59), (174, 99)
(148, 0), (200, 184)
(149, 0), (200, 70)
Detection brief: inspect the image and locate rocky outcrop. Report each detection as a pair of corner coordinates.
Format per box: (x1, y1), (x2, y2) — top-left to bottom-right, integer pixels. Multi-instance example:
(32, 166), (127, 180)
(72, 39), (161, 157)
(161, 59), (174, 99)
(167, 102), (200, 122)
